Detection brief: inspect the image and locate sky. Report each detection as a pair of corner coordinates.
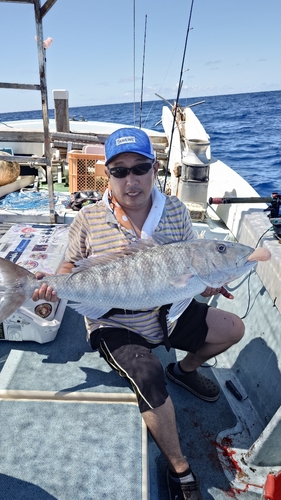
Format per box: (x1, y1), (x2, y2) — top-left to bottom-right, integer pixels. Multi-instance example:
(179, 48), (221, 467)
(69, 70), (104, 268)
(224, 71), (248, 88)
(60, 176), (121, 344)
(1, 0), (281, 113)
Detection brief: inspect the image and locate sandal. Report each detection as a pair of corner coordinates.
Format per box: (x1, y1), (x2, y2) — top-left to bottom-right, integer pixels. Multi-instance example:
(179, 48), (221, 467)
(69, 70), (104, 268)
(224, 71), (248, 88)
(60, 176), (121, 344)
(165, 363), (220, 402)
(167, 468), (202, 500)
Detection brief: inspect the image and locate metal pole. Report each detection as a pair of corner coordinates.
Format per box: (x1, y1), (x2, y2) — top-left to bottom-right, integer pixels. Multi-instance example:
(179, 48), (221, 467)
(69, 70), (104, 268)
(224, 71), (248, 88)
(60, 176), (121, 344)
(33, 0), (56, 223)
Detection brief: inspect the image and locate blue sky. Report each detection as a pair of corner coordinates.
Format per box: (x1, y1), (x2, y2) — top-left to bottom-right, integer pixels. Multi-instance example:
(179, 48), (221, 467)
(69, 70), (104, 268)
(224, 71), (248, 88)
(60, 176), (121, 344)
(1, 0), (281, 112)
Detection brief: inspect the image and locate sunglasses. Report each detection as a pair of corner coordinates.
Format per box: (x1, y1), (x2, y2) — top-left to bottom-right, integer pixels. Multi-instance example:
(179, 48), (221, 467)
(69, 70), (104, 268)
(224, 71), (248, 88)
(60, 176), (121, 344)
(108, 162), (154, 178)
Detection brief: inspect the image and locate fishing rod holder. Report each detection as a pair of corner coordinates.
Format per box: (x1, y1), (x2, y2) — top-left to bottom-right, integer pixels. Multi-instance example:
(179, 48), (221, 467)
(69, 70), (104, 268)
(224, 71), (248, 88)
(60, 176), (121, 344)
(209, 192), (281, 239)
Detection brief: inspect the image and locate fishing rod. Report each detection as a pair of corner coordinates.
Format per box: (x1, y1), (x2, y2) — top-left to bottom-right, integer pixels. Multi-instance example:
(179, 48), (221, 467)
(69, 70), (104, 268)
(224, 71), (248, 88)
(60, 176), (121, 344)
(133, 0), (136, 126)
(139, 14), (148, 129)
(154, 95), (205, 127)
(209, 192), (281, 239)
(163, 0), (195, 193)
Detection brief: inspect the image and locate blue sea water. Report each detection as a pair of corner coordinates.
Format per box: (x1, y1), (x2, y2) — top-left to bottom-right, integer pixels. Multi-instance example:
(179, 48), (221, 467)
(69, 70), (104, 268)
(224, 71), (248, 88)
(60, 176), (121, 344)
(1, 90), (280, 198)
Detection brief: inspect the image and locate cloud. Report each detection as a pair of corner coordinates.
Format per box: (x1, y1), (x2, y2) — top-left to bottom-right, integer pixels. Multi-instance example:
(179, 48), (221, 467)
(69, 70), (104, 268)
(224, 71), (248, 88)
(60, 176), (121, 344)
(96, 82), (109, 87)
(205, 60), (221, 66)
(118, 76), (141, 84)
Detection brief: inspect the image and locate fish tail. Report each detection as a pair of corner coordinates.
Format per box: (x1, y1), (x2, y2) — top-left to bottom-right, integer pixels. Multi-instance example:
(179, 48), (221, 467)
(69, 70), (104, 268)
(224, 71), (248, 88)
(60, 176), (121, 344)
(0, 257), (36, 322)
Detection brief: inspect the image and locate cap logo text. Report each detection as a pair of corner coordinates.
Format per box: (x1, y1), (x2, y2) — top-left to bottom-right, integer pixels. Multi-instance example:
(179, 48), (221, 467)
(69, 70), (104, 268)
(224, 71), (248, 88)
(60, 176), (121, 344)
(116, 136), (136, 146)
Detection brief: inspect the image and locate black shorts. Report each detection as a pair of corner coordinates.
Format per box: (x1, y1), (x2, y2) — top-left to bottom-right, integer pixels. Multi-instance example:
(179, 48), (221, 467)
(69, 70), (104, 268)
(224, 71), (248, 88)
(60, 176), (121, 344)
(90, 299), (209, 413)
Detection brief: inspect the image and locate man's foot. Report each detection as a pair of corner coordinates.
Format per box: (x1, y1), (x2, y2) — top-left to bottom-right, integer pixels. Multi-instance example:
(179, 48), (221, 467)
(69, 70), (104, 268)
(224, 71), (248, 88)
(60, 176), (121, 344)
(165, 362), (220, 402)
(167, 469), (202, 500)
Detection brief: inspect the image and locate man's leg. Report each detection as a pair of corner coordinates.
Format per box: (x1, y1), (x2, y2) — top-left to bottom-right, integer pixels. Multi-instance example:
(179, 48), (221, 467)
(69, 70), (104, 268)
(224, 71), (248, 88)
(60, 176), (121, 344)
(97, 328), (202, 498)
(142, 397), (202, 499)
(142, 395), (188, 472)
(166, 304), (245, 401)
(180, 307), (244, 371)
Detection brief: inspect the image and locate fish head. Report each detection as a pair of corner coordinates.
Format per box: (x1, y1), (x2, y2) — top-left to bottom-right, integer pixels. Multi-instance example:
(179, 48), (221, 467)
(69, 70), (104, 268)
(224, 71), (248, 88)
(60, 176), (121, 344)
(189, 239), (271, 288)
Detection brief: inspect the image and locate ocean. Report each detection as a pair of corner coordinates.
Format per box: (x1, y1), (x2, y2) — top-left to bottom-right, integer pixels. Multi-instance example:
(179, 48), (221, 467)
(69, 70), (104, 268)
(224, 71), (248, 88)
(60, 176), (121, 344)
(1, 90), (280, 198)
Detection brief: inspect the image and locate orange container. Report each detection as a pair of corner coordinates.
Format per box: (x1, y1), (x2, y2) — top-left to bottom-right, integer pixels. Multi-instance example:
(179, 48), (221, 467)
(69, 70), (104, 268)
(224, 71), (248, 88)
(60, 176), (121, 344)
(68, 150), (108, 193)
(263, 472), (281, 500)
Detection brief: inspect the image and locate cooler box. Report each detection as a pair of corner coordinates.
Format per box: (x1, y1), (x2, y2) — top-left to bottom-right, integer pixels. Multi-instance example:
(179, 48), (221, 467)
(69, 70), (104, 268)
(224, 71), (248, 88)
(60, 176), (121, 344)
(0, 223), (69, 343)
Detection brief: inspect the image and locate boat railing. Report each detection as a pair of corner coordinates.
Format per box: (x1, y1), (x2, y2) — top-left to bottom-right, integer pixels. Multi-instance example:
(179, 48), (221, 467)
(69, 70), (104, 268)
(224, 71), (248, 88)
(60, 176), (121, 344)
(0, 0), (58, 223)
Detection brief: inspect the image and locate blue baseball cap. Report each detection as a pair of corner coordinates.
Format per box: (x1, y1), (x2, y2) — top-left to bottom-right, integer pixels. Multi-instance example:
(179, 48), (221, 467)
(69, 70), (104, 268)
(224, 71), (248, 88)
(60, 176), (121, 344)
(105, 127), (155, 165)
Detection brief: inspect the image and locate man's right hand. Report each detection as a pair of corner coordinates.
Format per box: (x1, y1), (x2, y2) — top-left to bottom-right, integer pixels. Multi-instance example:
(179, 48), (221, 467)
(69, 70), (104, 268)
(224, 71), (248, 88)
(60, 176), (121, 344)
(32, 272), (59, 302)
(32, 260), (74, 302)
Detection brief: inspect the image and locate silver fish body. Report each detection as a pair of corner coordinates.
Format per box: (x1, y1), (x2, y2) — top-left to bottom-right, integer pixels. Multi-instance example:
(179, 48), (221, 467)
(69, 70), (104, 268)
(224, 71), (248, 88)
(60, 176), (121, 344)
(0, 239), (258, 322)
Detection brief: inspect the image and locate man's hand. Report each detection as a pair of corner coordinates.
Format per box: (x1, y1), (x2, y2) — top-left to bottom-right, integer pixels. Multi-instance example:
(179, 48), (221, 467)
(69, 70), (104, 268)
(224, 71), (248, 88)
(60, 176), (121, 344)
(32, 260), (74, 302)
(32, 272), (59, 302)
(201, 286), (234, 300)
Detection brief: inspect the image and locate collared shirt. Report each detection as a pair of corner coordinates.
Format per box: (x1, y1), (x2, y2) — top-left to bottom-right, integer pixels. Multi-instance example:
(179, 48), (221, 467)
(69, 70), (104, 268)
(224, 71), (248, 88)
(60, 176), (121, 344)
(102, 186), (166, 239)
(65, 193), (195, 343)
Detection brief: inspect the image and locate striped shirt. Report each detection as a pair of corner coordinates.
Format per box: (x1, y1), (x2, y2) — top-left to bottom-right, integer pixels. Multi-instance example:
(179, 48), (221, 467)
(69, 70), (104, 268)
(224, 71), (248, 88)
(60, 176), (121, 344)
(65, 194), (195, 343)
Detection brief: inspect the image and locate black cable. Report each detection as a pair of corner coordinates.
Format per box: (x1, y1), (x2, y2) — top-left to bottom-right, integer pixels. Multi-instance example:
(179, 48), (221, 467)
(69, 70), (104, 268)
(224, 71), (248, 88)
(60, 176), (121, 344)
(240, 226), (272, 319)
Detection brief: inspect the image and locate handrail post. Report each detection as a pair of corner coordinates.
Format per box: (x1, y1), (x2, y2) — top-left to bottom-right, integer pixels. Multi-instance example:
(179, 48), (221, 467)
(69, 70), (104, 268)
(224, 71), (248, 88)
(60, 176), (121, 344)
(33, 0), (56, 224)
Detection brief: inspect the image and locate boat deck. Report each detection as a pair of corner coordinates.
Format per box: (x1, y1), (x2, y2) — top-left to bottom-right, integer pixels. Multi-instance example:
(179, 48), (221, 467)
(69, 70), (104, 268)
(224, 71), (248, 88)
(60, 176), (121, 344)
(0, 307), (237, 500)
(0, 172), (280, 498)
(1, 274), (279, 499)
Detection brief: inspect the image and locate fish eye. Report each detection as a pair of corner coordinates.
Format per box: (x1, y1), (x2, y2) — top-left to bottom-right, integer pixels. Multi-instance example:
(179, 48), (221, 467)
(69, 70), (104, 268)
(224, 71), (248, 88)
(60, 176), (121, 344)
(216, 243), (227, 253)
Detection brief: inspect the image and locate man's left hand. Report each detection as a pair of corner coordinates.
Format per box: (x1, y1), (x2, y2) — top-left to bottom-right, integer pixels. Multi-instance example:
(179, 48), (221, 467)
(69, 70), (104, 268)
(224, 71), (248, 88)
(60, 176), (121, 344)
(201, 286), (234, 299)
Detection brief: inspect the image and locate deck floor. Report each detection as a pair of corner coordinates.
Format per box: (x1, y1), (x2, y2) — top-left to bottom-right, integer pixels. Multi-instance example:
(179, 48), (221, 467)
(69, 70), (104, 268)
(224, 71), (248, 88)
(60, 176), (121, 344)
(0, 306), (263, 500)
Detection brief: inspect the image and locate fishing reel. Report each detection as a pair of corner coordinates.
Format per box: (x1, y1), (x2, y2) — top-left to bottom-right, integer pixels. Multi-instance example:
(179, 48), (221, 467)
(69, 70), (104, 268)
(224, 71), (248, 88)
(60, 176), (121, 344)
(208, 192), (281, 241)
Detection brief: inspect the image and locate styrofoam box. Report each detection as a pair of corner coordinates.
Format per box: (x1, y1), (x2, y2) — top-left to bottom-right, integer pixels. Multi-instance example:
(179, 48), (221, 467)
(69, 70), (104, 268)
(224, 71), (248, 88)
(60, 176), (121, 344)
(0, 223), (69, 343)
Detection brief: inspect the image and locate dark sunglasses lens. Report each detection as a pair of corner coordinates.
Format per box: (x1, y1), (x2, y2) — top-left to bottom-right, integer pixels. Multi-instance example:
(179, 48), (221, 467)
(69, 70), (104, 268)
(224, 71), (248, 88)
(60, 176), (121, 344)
(110, 167), (128, 178)
(109, 163), (153, 178)
(132, 164), (152, 175)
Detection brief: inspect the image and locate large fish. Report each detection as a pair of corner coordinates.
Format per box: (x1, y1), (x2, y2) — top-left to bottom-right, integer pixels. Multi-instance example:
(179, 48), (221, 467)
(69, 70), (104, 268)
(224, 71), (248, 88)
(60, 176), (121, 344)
(0, 239), (270, 323)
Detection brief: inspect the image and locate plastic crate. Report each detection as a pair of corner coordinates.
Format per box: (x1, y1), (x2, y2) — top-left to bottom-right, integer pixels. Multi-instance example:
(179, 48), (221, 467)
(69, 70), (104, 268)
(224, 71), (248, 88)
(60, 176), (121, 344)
(68, 150), (108, 193)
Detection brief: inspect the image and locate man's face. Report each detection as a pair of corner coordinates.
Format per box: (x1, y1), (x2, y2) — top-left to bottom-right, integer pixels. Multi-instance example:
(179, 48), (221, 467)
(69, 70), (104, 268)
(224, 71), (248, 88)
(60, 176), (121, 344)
(106, 152), (159, 213)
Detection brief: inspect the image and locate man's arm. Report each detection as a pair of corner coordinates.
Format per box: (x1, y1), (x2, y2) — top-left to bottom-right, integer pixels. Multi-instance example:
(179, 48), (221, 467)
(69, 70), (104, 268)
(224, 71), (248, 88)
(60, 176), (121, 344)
(32, 260), (74, 302)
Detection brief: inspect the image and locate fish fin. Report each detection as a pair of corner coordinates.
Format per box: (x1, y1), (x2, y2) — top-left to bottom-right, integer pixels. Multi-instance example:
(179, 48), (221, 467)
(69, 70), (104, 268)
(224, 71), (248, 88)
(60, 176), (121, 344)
(152, 233), (181, 245)
(71, 239), (158, 272)
(0, 290), (28, 321)
(71, 254), (122, 271)
(167, 298), (193, 323)
(169, 272), (195, 288)
(0, 257), (35, 322)
(67, 302), (111, 319)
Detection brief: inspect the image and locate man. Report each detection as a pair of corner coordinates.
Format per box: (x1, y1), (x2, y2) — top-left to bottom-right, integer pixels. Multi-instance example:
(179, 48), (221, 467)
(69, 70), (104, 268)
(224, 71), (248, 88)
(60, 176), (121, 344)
(33, 127), (244, 500)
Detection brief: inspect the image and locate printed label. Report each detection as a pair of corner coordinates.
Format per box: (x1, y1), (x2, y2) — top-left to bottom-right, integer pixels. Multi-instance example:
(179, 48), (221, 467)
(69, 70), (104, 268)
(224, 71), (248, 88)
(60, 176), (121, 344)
(31, 225), (55, 229)
(15, 239), (31, 253)
(34, 303), (53, 318)
(5, 251), (22, 263)
(32, 245), (48, 252)
(20, 233), (34, 239)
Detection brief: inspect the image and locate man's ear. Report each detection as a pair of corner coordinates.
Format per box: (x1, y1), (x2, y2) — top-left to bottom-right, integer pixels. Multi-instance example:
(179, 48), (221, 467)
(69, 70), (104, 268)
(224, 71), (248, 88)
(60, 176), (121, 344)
(153, 160), (160, 175)
(105, 167), (110, 178)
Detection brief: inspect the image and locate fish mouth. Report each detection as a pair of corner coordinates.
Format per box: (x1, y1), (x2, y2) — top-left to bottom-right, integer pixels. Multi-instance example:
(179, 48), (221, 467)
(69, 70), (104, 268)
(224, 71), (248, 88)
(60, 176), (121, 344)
(247, 247), (271, 263)
(235, 246), (271, 272)
(236, 247), (271, 267)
